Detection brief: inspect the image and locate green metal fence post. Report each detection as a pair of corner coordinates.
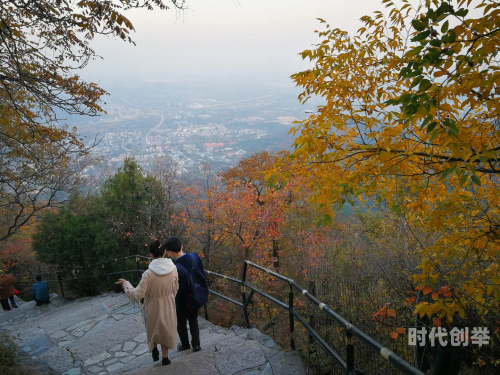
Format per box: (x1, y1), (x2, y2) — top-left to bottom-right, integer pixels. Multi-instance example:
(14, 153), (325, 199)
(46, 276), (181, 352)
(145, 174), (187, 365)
(57, 273), (65, 299)
(346, 330), (354, 374)
(289, 283), (296, 350)
(241, 261), (250, 327)
(308, 280), (316, 352)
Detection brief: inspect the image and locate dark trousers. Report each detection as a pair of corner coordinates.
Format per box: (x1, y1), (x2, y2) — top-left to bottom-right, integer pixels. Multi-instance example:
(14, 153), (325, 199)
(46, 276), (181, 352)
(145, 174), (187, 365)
(35, 298), (50, 307)
(1, 295), (16, 311)
(176, 296), (200, 349)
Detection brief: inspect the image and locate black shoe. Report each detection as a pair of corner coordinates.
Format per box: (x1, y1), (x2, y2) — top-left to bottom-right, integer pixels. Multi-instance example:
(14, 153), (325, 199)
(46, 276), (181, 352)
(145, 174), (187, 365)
(177, 343), (190, 352)
(12, 304), (18, 309)
(162, 358), (171, 366)
(193, 346), (201, 352)
(152, 347), (159, 362)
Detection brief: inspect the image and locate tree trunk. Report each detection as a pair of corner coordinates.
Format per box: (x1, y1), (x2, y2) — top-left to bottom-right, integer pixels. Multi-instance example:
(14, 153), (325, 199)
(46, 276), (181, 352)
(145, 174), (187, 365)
(272, 240), (280, 269)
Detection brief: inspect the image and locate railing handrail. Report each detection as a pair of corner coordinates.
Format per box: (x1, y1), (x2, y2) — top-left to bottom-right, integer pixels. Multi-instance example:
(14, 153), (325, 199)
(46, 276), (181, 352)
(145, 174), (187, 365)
(11, 255), (424, 374)
(207, 260), (425, 375)
(12, 255), (151, 279)
(12, 257), (149, 299)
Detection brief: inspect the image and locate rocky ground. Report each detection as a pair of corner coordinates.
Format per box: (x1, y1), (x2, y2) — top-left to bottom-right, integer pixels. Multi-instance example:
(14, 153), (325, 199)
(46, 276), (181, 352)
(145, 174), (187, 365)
(0, 293), (306, 375)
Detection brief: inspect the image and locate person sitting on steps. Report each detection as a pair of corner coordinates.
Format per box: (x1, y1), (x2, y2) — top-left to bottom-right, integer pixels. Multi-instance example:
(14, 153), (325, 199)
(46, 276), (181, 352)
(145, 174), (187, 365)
(115, 240), (178, 366)
(0, 269), (18, 311)
(162, 236), (205, 353)
(31, 275), (51, 306)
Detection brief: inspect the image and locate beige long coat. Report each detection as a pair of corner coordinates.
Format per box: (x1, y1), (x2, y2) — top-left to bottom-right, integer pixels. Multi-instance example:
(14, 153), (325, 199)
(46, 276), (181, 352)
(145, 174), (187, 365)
(123, 258), (178, 351)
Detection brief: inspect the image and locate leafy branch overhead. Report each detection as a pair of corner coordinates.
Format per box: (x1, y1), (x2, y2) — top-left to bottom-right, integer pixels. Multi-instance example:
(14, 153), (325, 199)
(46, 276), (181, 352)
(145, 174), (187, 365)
(0, 0), (185, 241)
(1, 0), (185, 126)
(276, 0), (500, 323)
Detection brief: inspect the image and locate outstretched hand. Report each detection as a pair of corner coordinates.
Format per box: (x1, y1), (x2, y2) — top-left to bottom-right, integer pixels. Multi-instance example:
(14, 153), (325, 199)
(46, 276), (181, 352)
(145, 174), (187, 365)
(115, 279), (126, 286)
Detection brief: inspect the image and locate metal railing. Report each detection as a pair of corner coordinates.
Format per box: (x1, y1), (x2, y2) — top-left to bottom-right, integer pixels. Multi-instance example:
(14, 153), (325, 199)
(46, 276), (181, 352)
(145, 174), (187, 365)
(12, 256), (424, 374)
(13, 255), (150, 298)
(206, 260), (425, 375)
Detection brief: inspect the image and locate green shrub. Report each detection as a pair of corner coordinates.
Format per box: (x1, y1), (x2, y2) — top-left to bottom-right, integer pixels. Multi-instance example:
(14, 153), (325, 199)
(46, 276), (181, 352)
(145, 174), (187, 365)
(0, 333), (16, 367)
(0, 332), (29, 375)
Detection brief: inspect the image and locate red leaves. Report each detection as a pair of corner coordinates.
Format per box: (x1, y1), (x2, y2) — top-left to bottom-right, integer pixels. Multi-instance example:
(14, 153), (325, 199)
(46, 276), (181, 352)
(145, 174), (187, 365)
(373, 304), (396, 321)
(440, 286), (453, 298)
(0, 236), (35, 272)
(390, 326), (407, 339)
(406, 297), (416, 304)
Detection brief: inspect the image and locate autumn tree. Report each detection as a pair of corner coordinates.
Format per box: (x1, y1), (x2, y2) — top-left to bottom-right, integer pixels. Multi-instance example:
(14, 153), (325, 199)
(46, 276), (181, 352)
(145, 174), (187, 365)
(0, 234), (35, 272)
(182, 152), (329, 271)
(222, 151), (289, 197)
(179, 156), (293, 271)
(278, 0), (500, 333)
(222, 151), (293, 267)
(0, 0), (185, 241)
(0, 146), (98, 242)
(179, 165), (228, 268)
(213, 178), (286, 265)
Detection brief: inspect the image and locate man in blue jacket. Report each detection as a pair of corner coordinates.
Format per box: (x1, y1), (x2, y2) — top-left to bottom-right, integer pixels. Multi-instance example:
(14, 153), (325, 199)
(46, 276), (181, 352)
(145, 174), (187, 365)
(163, 237), (204, 353)
(31, 275), (50, 306)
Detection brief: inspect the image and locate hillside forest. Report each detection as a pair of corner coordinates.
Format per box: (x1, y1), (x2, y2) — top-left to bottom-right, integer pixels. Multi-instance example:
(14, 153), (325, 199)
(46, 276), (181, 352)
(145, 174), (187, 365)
(1, 0), (500, 374)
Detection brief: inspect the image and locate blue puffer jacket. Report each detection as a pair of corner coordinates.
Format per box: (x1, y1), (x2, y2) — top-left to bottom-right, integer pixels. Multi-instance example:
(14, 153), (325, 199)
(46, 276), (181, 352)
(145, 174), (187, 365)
(31, 281), (50, 301)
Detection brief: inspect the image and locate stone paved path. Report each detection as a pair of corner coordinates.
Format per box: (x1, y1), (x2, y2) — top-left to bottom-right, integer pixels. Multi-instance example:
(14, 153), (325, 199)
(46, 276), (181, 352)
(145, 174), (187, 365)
(0, 293), (306, 375)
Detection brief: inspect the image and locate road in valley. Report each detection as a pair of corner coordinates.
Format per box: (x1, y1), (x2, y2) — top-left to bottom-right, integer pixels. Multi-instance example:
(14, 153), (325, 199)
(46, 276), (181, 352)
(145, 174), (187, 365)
(142, 115), (164, 150)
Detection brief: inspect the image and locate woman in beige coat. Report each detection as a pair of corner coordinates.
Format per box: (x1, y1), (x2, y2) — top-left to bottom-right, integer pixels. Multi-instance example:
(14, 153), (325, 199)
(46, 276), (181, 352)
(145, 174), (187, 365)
(116, 240), (178, 366)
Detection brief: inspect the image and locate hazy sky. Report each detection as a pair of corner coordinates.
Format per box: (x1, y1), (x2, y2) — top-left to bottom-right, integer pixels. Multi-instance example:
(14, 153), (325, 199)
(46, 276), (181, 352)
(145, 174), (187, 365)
(87, 0), (380, 87)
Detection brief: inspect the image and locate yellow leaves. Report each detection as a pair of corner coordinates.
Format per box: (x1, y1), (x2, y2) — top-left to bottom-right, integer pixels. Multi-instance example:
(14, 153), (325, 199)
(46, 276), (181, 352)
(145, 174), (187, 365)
(281, 0), (500, 327)
(434, 70), (448, 78)
(463, 283), (475, 295)
(439, 103), (454, 112)
(458, 306), (465, 319)
(414, 302), (428, 318)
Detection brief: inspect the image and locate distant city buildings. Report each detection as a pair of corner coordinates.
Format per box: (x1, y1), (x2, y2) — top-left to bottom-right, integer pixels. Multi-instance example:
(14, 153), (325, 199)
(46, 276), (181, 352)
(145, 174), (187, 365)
(76, 83), (305, 176)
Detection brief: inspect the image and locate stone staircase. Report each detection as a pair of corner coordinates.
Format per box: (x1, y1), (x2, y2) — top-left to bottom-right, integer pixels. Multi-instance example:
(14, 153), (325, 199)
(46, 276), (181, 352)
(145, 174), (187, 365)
(0, 293), (306, 375)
